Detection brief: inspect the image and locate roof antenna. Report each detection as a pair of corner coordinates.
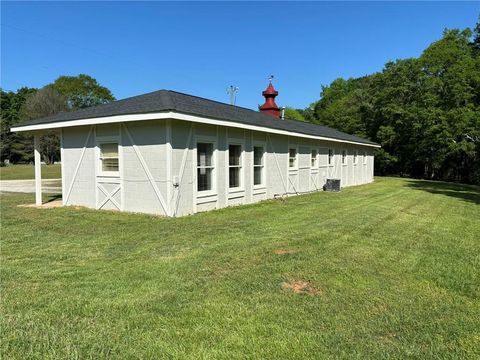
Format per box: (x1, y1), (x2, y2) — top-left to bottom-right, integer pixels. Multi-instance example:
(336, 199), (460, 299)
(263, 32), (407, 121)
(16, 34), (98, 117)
(226, 85), (239, 105)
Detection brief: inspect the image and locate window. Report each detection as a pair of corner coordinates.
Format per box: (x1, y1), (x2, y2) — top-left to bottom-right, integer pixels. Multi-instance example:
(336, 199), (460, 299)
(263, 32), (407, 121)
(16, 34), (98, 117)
(353, 150), (358, 164)
(311, 149), (317, 168)
(253, 146), (264, 186)
(342, 150), (347, 165)
(289, 148), (297, 168)
(328, 148), (334, 165)
(228, 144), (242, 188)
(363, 151), (367, 164)
(197, 142), (214, 192)
(99, 142), (119, 173)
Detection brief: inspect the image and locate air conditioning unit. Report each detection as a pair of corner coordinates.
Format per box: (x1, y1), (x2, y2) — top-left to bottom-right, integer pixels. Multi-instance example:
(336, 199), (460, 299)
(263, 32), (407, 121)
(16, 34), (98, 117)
(324, 178), (341, 192)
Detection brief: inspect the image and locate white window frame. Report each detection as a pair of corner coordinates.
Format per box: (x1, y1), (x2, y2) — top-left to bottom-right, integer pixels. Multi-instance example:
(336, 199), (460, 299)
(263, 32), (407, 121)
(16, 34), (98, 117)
(227, 141), (244, 192)
(196, 137), (217, 197)
(341, 149), (348, 166)
(363, 151), (368, 165)
(253, 143), (266, 188)
(310, 148), (318, 169)
(328, 148), (335, 167)
(353, 150), (358, 165)
(96, 136), (120, 177)
(288, 146), (298, 170)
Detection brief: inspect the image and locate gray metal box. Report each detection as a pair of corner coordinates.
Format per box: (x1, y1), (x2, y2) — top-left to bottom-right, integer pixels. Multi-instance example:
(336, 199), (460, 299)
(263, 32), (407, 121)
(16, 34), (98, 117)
(324, 178), (341, 192)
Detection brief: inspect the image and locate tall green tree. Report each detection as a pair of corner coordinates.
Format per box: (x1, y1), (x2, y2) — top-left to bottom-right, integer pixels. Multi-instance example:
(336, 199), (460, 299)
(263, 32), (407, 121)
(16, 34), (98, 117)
(308, 24), (480, 184)
(313, 77), (371, 138)
(0, 87), (37, 163)
(50, 74), (115, 109)
(297, 102), (317, 122)
(283, 107), (306, 121)
(21, 87), (69, 164)
(473, 16), (480, 53)
(2, 74), (115, 164)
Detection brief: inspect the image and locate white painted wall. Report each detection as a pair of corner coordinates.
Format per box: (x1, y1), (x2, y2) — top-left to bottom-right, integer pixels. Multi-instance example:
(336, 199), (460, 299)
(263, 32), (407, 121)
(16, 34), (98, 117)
(61, 119), (375, 216)
(62, 126), (96, 208)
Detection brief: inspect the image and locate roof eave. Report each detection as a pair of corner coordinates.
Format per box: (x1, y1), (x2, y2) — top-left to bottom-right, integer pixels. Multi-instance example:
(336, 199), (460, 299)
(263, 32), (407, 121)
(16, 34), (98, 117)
(11, 110), (381, 148)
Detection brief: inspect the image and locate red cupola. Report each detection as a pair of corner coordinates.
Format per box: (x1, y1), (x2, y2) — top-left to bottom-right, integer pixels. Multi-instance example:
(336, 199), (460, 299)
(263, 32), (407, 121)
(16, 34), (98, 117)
(259, 80), (280, 118)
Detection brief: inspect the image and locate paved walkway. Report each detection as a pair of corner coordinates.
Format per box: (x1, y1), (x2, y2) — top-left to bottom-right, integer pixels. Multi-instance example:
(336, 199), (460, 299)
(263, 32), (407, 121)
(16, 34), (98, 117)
(0, 179), (62, 193)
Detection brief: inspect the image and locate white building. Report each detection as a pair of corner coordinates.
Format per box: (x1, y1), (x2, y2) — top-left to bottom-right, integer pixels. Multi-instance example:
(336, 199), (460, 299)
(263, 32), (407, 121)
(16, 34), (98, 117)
(12, 83), (380, 217)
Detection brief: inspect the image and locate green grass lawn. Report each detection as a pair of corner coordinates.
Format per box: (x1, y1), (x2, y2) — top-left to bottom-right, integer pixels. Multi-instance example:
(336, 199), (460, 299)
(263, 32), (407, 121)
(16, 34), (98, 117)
(1, 177), (479, 359)
(0, 164), (61, 180)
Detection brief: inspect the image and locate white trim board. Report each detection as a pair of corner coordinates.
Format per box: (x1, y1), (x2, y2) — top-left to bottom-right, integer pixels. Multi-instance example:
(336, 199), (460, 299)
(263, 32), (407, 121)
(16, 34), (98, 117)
(12, 111), (381, 148)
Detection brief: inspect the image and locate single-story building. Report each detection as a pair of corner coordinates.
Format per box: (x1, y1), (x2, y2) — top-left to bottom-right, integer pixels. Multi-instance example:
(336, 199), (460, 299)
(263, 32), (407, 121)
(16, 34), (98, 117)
(12, 82), (380, 217)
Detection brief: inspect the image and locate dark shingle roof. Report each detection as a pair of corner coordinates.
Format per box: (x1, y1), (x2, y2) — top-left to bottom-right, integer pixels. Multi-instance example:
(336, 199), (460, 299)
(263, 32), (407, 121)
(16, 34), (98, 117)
(19, 90), (379, 146)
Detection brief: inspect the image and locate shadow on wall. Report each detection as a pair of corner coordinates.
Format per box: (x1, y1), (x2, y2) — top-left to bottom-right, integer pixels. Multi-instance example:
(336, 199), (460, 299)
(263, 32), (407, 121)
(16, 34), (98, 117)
(405, 179), (480, 205)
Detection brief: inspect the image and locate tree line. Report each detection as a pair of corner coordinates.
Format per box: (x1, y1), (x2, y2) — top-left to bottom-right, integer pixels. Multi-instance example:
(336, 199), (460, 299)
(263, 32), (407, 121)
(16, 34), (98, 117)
(1, 74), (115, 164)
(293, 20), (480, 185)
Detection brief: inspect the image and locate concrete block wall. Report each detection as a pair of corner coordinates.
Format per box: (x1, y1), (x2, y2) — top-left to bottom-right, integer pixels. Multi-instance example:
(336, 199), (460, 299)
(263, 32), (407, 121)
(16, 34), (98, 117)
(61, 119), (375, 216)
(62, 126), (96, 208)
(121, 120), (169, 215)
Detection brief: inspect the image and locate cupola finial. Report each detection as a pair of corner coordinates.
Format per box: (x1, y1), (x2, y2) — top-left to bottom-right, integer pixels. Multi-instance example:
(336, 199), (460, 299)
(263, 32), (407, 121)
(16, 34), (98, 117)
(259, 76), (280, 118)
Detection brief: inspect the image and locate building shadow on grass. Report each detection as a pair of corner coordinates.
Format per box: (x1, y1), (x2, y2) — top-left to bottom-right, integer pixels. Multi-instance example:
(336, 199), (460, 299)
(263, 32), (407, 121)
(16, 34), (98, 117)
(405, 179), (480, 205)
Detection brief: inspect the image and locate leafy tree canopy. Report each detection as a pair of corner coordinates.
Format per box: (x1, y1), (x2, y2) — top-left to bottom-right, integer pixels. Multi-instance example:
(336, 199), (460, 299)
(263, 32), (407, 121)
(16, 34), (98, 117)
(49, 74), (115, 109)
(21, 87), (70, 164)
(1, 88), (38, 163)
(22, 87), (68, 120)
(1, 74), (115, 164)
(283, 107), (306, 121)
(473, 16), (480, 53)
(306, 22), (480, 184)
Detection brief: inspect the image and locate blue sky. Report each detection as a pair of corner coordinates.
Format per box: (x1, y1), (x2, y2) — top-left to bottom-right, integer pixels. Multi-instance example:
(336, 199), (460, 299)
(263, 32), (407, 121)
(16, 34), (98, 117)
(1, 2), (478, 109)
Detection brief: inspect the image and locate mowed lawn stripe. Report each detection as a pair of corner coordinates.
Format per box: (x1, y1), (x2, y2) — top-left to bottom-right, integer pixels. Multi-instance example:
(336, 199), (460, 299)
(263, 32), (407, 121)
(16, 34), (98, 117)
(1, 177), (479, 359)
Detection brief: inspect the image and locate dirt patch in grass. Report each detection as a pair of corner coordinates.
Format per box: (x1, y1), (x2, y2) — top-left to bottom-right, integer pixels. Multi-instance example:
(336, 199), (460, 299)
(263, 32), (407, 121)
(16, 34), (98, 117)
(273, 249), (297, 255)
(281, 279), (323, 296)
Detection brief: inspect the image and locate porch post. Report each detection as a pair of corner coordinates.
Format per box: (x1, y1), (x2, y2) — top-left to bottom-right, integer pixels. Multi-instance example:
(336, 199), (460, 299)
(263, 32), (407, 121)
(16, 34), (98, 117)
(34, 133), (42, 205)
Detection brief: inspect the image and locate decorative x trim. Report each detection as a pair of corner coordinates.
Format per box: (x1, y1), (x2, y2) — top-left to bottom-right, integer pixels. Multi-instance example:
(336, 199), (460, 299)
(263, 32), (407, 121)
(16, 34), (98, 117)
(97, 183), (121, 210)
(310, 173), (320, 191)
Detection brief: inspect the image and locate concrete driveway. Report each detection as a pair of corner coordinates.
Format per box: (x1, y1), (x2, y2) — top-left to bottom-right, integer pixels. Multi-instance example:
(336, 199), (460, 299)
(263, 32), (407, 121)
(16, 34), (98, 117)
(0, 179), (62, 193)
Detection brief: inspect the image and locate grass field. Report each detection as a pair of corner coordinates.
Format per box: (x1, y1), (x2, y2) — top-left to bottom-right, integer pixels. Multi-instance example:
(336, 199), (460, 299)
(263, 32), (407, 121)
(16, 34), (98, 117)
(0, 164), (61, 180)
(1, 177), (479, 359)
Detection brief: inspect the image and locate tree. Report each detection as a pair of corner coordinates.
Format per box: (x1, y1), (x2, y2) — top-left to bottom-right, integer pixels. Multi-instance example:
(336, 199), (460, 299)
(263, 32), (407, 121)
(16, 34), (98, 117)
(21, 87), (69, 164)
(2, 74), (115, 165)
(473, 16), (480, 53)
(22, 87), (68, 120)
(297, 102), (317, 122)
(50, 74), (115, 109)
(303, 23), (480, 184)
(1, 87), (37, 163)
(283, 107), (306, 121)
(313, 77), (371, 138)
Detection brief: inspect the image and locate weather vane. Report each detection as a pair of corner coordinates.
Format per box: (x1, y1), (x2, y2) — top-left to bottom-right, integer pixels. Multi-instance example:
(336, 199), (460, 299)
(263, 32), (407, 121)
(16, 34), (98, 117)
(268, 75), (274, 83)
